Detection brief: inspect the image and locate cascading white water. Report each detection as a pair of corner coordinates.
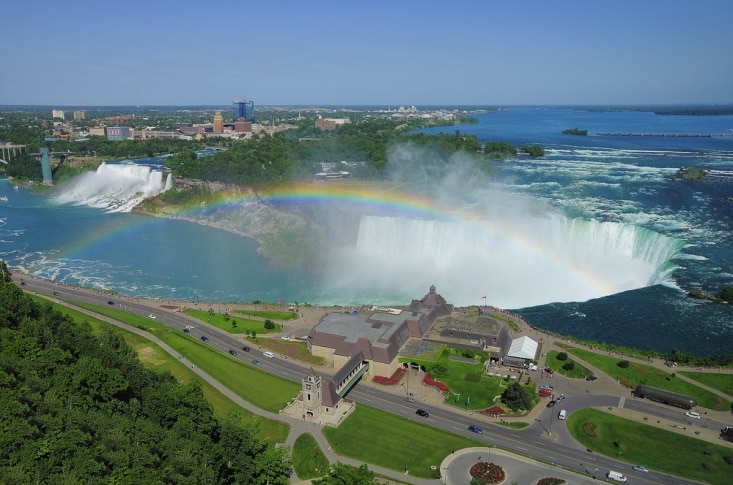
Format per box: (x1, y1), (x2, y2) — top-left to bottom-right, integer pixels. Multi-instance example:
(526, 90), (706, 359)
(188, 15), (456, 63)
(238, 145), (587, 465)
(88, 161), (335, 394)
(53, 163), (171, 212)
(325, 213), (684, 308)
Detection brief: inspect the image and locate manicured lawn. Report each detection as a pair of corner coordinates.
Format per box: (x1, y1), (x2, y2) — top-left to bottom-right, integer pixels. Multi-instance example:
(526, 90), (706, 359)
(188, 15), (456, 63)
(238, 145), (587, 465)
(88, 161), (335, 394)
(235, 308), (299, 321)
(262, 338), (326, 366)
(679, 371), (733, 397)
(568, 408), (732, 485)
(405, 349), (521, 411)
(568, 347), (730, 410)
(323, 405), (484, 479)
(291, 433), (329, 480)
(33, 296), (290, 444)
(186, 308), (281, 334)
(545, 350), (592, 379)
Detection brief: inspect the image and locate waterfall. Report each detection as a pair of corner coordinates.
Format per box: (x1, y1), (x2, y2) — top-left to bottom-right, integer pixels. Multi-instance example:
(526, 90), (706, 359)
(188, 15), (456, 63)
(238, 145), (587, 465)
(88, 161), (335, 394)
(326, 214), (685, 308)
(52, 163), (171, 212)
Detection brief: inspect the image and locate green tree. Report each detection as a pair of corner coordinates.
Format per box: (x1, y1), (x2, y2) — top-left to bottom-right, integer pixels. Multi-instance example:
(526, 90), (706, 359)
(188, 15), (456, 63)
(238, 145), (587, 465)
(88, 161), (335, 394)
(500, 382), (532, 412)
(264, 319), (276, 330)
(715, 286), (733, 304)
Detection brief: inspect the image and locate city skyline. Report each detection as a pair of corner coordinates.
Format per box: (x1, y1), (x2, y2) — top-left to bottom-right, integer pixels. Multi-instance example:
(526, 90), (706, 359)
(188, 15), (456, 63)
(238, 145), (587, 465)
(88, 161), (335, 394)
(2, 0), (732, 106)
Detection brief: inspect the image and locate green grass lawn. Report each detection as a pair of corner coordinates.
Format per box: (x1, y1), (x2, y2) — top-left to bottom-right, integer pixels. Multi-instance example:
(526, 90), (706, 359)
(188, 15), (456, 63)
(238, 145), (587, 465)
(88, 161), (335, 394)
(545, 350), (593, 379)
(568, 408), (732, 485)
(406, 350), (518, 411)
(568, 347), (730, 410)
(323, 405), (484, 479)
(291, 433), (330, 480)
(186, 308), (281, 334)
(32, 296), (290, 444)
(679, 371), (733, 397)
(235, 308), (299, 321)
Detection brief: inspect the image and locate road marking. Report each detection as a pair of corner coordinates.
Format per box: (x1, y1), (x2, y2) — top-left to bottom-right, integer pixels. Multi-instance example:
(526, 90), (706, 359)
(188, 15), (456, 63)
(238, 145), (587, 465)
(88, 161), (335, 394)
(618, 396), (626, 408)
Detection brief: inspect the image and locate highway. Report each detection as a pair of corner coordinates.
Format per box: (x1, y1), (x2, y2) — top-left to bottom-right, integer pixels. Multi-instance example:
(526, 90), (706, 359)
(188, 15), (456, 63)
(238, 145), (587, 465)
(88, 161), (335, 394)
(15, 274), (723, 484)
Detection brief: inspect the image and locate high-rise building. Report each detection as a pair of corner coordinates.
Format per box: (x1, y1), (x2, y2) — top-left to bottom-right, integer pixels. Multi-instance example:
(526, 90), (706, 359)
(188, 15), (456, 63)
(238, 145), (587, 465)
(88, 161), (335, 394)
(213, 111), (224, 133)
(232, 99), (254, 122)
(52, 109), (65, 119)
(73, 110), (86, 120)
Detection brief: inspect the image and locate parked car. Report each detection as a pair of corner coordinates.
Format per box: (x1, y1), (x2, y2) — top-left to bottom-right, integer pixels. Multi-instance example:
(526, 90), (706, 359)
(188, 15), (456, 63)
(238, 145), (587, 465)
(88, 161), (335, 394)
(685, 410), (701, 419)
(468, 425), (483, 434)
(631, 465), (649, 473)
(556, 394), (566, 402)
(415, 409), (429, 417)
(200, 335), (209, 342)
(404, 396), (415, 403)
(539, 389), (552, 397)
(558, 409), (567, 420)
(546, 400), (556, 408)
(241, 346), (251, 352)
(228, 349), (237, 356)
(539, 385), (554, 390)
(586, 375), (598, 381)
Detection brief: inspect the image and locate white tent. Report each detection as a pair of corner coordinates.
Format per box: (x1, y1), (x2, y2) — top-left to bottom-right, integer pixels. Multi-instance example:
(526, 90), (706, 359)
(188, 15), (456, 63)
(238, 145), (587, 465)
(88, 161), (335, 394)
(506, 336), (538, 360)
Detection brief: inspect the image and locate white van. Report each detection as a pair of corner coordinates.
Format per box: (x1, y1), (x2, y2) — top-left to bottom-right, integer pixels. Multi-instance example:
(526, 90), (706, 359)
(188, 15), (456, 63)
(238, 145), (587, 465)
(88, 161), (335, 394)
(558, 409), (567, 420)
(263, 351), (275, 358)
(607, 470), (628, 483)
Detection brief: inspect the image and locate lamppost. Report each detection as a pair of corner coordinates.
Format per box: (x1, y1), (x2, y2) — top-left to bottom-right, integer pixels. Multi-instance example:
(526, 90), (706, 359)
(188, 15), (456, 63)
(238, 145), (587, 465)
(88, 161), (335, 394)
(535, 418), (550, 436)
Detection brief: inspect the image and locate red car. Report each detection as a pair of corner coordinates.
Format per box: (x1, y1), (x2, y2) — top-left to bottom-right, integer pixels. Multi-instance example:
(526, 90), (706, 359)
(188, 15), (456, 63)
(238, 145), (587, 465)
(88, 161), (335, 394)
(539, 389), (552, 397)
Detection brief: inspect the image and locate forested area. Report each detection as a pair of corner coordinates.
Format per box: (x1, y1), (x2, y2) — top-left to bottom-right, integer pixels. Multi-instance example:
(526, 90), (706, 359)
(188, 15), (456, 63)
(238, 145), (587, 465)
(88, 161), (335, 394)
(0, 262), (290, 484)
(168, 120), (492, 187)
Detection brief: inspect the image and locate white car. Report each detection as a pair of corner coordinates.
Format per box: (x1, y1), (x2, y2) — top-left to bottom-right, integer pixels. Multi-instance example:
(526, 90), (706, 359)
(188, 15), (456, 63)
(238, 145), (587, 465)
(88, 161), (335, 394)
(148, 314), (156, 319)
(263, 351), (275, 358)
(685, 410), (701, 419)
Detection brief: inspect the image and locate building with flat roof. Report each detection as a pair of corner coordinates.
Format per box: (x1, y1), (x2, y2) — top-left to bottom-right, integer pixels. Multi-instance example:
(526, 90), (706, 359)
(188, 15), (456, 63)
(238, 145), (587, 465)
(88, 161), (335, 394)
(233, 99), (254, 122)
(308, 286), (452, 376)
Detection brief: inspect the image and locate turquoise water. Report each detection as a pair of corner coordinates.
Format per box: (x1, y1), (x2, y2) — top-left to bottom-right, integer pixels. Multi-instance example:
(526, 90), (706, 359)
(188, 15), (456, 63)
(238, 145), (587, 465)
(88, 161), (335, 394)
(1, 106), (732, 355)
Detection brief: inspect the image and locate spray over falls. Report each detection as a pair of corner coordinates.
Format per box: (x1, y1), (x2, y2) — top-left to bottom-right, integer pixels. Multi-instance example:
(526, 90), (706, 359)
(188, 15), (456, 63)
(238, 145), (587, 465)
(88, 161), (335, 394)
(323, 212), (684, 308)
(53, 163), (172, 212)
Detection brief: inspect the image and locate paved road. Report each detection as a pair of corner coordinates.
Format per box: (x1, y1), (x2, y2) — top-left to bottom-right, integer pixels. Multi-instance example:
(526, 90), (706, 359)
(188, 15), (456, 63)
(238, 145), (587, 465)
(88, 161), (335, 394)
(14, 274), (729, 484)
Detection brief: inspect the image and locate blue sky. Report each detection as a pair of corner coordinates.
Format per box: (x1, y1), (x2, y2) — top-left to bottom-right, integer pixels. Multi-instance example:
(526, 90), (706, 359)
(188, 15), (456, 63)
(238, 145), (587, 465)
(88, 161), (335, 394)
(2, 0), (732, 106)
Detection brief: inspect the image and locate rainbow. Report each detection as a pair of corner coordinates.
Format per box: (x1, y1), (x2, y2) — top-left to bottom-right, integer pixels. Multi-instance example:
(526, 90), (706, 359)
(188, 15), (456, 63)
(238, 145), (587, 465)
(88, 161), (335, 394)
(168, 182), (618, 297)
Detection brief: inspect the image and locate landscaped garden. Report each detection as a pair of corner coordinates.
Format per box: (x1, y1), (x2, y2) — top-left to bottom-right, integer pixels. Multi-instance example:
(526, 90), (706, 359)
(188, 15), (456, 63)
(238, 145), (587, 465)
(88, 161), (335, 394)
(186, 308), (282, 334)
(568, 408), (732, 485)
(545, 350), (592, 379)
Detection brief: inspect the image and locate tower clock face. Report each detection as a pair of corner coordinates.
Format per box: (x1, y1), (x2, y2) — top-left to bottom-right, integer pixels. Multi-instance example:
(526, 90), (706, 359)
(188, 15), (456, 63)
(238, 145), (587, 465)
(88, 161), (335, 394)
(306, 385), (311, 390)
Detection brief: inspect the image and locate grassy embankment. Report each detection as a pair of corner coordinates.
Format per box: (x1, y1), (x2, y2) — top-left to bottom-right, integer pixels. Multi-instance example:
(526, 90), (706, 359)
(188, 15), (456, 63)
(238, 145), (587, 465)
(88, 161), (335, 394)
(291, 433), (330, 481)
(568, 408), (731, 485)
(185, 307), (283, 334)
(567, 347), (730, 410)
(323, 405), (484, 479)
(545, 350), (593, 379)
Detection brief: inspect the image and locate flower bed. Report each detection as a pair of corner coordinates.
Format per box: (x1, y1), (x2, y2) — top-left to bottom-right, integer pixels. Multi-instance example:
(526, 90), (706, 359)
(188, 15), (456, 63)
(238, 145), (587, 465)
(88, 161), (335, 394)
(469, 461), (505, 484)
(423, 372), (450, 392)
(372, 366), (407, 385)
(537, 478), (566, 485)
(481, 406), (506, 416)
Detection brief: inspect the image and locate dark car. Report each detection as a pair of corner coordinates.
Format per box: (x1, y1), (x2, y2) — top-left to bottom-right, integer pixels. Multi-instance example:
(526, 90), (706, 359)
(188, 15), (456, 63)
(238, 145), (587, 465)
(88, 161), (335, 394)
(586, 375), (598, 381)
(546, 400), (556, 408)
(107, 300), (114, 305)
(416, 409), (429, 417)
(468, 425), (483, 434)
(251, 359), (260, 365)
(242, 346), (251, 352)
(53, 291), (59, 296)
(200, 335), (209, 342)
(229, 349), (237, 356)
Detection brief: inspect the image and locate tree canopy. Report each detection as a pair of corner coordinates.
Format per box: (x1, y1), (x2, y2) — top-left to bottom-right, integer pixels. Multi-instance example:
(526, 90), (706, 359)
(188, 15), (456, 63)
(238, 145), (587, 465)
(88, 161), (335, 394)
(0, 262), (291, 483)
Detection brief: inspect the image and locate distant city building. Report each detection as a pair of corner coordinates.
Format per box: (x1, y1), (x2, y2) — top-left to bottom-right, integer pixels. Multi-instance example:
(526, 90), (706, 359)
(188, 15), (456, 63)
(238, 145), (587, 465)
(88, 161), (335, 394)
(213, 111), (224, 133)
(73, 110), (86, 120)
(132, 129), (179, 140)
(315, 116), (350, 131)
(234, 119), (252, 133)
(232, 99), (254, 122)
(88, 127), (106, 137)
(108, 115), (129, 124)
(106, 126), (131, 140)
(52, 109), (65, 119)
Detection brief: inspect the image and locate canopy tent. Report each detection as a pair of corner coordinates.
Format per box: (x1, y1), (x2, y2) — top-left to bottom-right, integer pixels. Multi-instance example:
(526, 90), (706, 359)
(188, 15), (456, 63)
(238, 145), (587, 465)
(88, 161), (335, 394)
(506, 336), (538, 360)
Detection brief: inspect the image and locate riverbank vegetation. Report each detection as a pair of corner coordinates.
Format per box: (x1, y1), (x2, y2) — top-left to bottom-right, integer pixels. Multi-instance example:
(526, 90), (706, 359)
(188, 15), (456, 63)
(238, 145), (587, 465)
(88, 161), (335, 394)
(679, 166), (707, 181)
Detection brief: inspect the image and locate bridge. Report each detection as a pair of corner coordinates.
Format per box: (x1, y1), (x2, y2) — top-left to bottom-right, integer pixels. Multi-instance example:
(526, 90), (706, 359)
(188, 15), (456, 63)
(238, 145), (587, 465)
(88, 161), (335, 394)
(0, 143), (26, 164)
(331, 352), (370, 397)
(591, 132), (730, 138)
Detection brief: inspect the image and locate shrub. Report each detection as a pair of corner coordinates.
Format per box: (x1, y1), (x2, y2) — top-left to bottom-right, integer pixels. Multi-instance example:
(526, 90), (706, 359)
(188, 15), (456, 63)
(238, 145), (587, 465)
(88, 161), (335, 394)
(617, 360), (630, 368)
(264, 319), (276, 329)
(537, 478), (566, 485)
(562, 361), (575, 371)
(556, 352), (568, 361)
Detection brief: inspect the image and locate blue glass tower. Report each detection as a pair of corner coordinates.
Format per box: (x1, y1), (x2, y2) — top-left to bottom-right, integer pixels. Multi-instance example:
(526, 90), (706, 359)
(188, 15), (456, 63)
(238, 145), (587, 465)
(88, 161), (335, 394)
(232, 99), (254, 122)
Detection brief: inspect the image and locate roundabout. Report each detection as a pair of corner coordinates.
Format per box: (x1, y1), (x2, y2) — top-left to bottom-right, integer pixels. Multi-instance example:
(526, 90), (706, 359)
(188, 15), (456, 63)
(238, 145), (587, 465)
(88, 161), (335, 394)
(440, 447), (599, 485)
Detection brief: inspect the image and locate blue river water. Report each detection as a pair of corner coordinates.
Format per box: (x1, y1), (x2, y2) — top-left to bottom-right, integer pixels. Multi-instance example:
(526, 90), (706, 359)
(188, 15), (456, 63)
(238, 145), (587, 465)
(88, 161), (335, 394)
(1, 106), (732, 356)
